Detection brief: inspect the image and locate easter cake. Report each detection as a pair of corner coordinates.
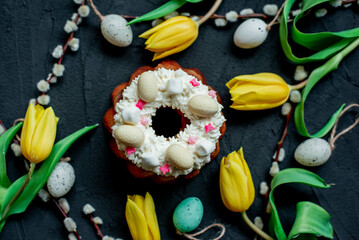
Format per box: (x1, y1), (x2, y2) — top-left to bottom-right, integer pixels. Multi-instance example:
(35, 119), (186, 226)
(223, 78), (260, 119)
(103, 60), (226, 183)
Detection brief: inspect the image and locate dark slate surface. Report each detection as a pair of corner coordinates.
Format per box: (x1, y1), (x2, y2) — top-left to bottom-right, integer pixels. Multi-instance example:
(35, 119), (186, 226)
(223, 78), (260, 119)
(0, 0), (358, 239)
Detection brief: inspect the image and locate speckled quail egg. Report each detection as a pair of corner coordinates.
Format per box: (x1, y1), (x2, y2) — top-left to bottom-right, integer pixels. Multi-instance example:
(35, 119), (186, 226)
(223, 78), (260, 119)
(47, 162), (76, 198)
(294, 138), (332, 167)
(233, 18), (268, 49)
(101, 14), (133, 47)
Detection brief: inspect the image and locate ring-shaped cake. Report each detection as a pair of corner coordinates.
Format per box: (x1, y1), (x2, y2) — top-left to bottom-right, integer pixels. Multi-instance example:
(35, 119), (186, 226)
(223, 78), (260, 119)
(104, 60), (226, 183)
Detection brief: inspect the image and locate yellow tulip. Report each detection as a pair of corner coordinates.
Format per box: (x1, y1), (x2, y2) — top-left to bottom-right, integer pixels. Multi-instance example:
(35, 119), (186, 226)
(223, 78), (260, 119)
(219, 148), (255, 213)
(20, 103), (58, 163)
(126, 192), (161, 240)
(226, 73), (291, 110)
(139, 16), (199, 61)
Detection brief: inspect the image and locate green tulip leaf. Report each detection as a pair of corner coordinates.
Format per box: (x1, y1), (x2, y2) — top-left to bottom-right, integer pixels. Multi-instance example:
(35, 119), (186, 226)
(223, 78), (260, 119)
(0, 124), (98, 232)
(288, 201), (333, 239)
(280, 0), (359, 64)
(294, 37), (359, 137)
(127, 0), (187, 25)
(0, 123), (23, 189)
(268, 168), (333, 240)
(186, 0), (203, 2)
(280, 0), (359, 137)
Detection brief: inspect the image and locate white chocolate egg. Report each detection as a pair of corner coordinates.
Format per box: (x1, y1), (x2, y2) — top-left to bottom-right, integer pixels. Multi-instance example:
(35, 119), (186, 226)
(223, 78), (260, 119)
(101, 14), (133, 47)
(122, 107), (141, 125)
(196, 140), (215, 157)
(142, 152), (159, 169)
(188, 95), (218, 118)
(114, 125), (145, 148)
(294, 138), (332, 167)
(233, 18), (268, 49)
(166, 144), (194, 170)
(47, 162), (75, 198)
(137, 72), (158, 103)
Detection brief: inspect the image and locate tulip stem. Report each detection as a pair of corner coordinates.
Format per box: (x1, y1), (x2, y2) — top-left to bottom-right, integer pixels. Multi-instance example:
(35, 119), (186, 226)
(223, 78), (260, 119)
(198, 0), (223, 25)
(1, 163), (36, 220)
(241, 211), (274, 240)
(290, 79), (308, 90)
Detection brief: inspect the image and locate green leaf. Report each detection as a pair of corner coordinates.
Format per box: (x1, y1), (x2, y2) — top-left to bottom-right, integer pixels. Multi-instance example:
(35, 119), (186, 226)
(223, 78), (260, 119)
(279, 0), (359, 64)
(0, 123), (23, 188)
(127, 0), (187, 25)
(186, 0), (203, 2)
(280, 0), (359, 137)
(268, 168), (332, 240)
(0, 124), (98, 232)
(294, 37), (359, 137)
(288, 201), (333, 239)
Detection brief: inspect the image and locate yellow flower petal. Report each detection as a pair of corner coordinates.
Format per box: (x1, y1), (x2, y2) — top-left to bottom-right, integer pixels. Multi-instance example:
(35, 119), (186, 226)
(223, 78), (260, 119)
(220, 158), (250, 212)
(144, 193), (161, 240)
(220, 148), (255, 212)
(133, 194), (145, 213)
(145, 23), (197, 52)
(139, 16), (190, 39)
(20, 103), (37, 161)
(152, 36), (197, 61)
(226, 73), (290, 110)
(30, 107), (57, 163)
(126, 199), (151, 240)
(20, 104), (58, 163)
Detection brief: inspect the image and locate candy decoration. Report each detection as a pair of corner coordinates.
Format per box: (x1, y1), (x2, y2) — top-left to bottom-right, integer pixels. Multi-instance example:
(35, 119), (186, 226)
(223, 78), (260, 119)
(196, 140), (215, 157)
(140, 116), (149, 126)
(190, 79), (200, 87)
(165, 144), (194, 170)
(188, 95), (218, 117)
(205, 123), (215, 133)
(122, 107), (141, 125)
(159, 164), (170, 174)
(187, 136), (197, 145)
(125, 147), (136, 155)
(136, 99), (146, 110)
(137, 72), (159, 102)
(208, 90), (216, 98)
(114, 125), (145, 148)
(142, 152), (160, 168)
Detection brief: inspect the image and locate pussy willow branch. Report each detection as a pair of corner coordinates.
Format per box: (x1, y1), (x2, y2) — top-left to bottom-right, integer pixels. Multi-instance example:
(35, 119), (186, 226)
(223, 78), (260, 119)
(274, 108), (293, 162)
(52, 198), (82, 240)
(39, 0), (85, 100)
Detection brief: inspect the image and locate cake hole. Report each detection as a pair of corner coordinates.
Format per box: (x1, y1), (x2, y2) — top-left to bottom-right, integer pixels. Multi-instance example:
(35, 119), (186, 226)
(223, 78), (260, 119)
(152, 107), (189, 138)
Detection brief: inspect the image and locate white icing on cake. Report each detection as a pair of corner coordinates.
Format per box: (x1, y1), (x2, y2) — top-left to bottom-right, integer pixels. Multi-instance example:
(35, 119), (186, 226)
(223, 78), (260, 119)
(112, 68), (226, 177)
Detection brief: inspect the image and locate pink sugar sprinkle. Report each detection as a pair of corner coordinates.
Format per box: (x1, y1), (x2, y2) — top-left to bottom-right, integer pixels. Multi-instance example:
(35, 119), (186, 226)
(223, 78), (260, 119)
(208, 90), (216, 98)
(160, 164), (170, 174)
(126, 147), (136, 155)
(190, 79), (200, 87)
(140, 117), (148, 126)
(205, 123), (215, 133)
(136, 100), (146, 110)
(187, 136), (197, 145)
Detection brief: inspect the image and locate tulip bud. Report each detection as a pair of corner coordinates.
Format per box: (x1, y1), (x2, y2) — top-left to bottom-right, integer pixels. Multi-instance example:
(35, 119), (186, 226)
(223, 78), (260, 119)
(226, 73), (290, 110)
(20, 103), (58, 163)
(140, 16), (199, 61)
(125, 192), (161, 240)
(219, 148), (255, 212)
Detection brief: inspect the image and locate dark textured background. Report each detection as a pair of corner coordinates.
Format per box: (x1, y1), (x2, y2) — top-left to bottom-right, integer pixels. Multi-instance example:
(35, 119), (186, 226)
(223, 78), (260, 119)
(0, 0), (358, 239)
